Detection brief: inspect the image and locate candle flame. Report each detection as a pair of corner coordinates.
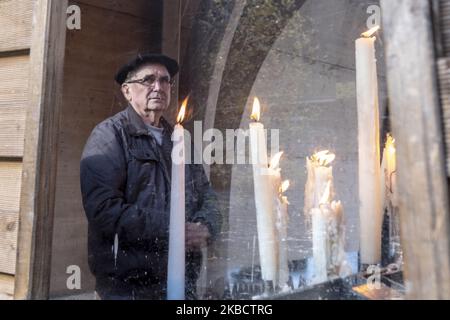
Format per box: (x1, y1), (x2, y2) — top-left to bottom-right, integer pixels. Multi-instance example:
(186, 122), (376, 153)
(386, 134), (396, 156)
(310, 150), (335, 166)
(250, 97), (261, 122)
(269, 151), (283, 170)
(319, 180), (332, 205)
(177, 96), (189, 123)
(280, 180), (290, 193)
(361, 25), (380, 38)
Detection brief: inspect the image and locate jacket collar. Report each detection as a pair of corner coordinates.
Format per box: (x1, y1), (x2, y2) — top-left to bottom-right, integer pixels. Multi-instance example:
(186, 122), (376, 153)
(125, 105), (173, 137)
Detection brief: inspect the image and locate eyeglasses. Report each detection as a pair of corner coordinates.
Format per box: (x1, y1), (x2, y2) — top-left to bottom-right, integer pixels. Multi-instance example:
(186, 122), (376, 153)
(125, 74), (174, 88)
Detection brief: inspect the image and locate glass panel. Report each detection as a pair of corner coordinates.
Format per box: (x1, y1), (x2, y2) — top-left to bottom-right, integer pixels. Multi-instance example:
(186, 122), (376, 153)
(51, 0), (404, 300)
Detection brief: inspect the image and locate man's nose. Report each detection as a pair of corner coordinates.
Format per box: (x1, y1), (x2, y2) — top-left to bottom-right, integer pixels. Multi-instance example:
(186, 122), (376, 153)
(152, 79), (163, 91)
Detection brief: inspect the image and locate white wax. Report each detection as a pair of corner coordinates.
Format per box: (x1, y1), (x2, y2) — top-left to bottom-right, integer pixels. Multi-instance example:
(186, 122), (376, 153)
(249, 121), (278, 283)
(380, 150), (387, 211)
(381, 142), (397, 209)
(356, 36), (382, 265)
(276, 196), (290, 288)
(386, 145), (397, 207)
(167, 123), (185, 300)
(329, 201), (346, 276)
(312, 202), (346, 284)
(304, 158), (333, 216)
(268, 165), (283, 288)
(311, 207), (328, 283)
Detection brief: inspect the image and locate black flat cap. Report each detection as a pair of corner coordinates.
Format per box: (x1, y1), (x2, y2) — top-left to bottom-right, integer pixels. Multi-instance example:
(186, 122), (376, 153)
(115, 53), (179, 85)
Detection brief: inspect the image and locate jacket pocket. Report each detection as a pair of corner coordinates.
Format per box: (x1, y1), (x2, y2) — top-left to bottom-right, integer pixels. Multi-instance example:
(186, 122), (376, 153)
(126, 148), (159, 202)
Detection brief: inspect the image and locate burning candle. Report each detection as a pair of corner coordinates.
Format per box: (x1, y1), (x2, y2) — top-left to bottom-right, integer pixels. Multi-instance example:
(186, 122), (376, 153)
(355, 25), (383, 266)
(304, 151), (346, 283)
(249, 97), (278, 287)
(304, 150), (335, 216)
(167, 97), (188, 300)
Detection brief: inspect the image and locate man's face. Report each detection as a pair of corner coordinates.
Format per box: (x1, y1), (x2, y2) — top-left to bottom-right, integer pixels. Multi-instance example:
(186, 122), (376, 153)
(121, 63), (172, 120)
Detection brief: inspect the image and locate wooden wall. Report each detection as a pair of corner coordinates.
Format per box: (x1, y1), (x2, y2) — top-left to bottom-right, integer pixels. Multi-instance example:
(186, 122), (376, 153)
(0, 0), (35, 299)
(49, 0), (162, 297)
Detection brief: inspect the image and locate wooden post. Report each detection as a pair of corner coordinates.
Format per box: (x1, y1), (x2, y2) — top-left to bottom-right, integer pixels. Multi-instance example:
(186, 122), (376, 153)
(14, 0), (67, 299)
(380, 0), (450, 299)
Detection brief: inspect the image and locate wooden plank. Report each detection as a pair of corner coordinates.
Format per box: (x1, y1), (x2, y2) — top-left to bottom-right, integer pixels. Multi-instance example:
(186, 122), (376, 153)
(0, 106), (26, 158)
(381, 0), (450, 299)
(0, 162), (22, 213)
(0, 273), (14, 300)
(0, 55), (29, 105)
(0, 212), (19, 275)
(437, 58), (450, 174)
(14, 0), (68, 300)
(0, 162), (21, 275)
(0, 55), (29, 157)
(439, 0), (450, 57)
(0, 0), (34, 52)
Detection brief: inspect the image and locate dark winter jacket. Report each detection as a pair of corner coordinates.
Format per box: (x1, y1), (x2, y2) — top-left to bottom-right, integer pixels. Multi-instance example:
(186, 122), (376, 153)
(80, 105), (221, 298)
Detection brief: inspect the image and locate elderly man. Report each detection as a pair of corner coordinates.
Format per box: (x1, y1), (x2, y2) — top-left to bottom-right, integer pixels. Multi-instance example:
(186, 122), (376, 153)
(80, 53), (221, 300)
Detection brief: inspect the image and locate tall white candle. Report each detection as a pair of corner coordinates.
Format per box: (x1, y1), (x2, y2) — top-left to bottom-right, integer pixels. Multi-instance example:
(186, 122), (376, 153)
(167, 98), (188, 300)
(355, 26), (383, 265)
(249, 97), (278, 285)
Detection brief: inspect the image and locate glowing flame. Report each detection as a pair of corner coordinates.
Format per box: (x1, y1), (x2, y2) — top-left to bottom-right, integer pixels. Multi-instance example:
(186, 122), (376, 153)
(361, 25), (380, 38)
(250, 97), (261, 122)
(386, 134), (396, 156)
(177, 96), (188, 123)
(280, 180), (290, 193)
(319, 180), (332, 205)
(311, 150), (335, 166)
(269, 151), (283, 170)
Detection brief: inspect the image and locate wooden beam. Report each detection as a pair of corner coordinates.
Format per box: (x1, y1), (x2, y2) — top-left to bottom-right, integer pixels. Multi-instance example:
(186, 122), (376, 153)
(14, 0), (68, 300)
(381, 0), (450, 299)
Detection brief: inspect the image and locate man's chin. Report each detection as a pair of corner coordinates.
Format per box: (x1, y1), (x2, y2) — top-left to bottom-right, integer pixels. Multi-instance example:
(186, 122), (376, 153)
(145, 102), (168, 111)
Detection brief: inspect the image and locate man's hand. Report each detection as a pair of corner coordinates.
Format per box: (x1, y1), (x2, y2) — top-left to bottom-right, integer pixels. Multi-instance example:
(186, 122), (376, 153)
(185, 222), (210, 251)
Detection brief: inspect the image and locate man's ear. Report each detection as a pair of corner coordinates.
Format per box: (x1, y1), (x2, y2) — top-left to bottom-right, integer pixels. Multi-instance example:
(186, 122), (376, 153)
(121, 84), (132, 102)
